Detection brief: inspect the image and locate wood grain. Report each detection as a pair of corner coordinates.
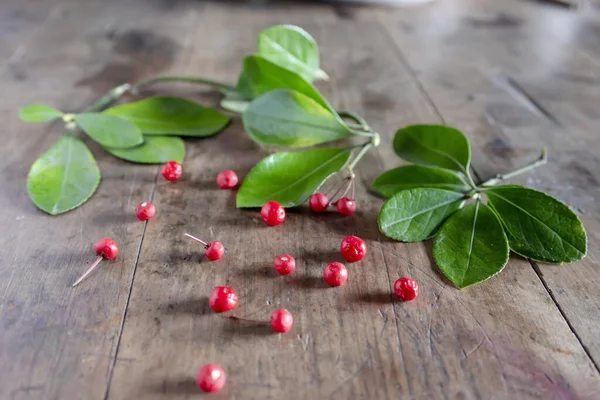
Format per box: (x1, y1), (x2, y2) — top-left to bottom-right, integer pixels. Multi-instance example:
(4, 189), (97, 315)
(0, 0), (599, 399)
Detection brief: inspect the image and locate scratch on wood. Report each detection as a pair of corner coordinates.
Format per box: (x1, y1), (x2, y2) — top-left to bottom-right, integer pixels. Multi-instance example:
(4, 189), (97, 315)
(84, 316), (120, 333)
(297, 333), (310, 351)
(327, 347), (372, 397)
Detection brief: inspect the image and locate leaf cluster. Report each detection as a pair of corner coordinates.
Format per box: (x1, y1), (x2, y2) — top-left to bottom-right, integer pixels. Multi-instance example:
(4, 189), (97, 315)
(374, 125), (587, 288)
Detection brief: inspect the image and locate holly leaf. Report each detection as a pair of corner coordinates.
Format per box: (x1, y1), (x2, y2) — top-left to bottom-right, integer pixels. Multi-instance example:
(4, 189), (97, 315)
(19, 104), (63, 123)
(393, 125), (471, 173)
(433, 201), (509, 288)
(236, 55), (334, 113)
(258, 24), (328, 82)
(74, 113), (143, 149)
(27, 135), (101, 215)
(104, 136), (185, 164)
(243, 89), (352, 148)
(485, 185), (587, 263)
(378, 188), (465, 242)
(105, 97), (230, 137)
(372, 165), (470, 197)
(237, 148), (351, 208)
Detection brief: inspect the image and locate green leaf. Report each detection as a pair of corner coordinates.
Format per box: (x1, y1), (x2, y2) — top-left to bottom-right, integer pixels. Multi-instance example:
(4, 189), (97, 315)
(237, 148), (351, 208)
(74, 113), (143, 149)
(19, 105), (63, 123)
(105, 96), (230, 137)
(236, 55), (334, 113)
(243, 89), (352, 148)
(27, 135), (101, 215)
(104, 135), (185, 164)
(373, 165), (470, 197)
(393, 125), (471, 173)
(433, 201), (509, 288)
(378, 188), (465, 242)
(485, 185), (587, 263)
(258, 24), (328, 82)
(220, 91), (250, 114)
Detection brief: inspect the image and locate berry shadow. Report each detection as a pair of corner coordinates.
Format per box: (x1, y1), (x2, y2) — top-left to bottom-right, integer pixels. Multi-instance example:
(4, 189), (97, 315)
(221, 316), (273, 338)
(161, 296), (211, 316)
(145, 377), (198, 395)
(350, 291), (394, 304)
(301, 249), (345, 265)
(235, 262), (278, 280)
(289, 275), (329, 290)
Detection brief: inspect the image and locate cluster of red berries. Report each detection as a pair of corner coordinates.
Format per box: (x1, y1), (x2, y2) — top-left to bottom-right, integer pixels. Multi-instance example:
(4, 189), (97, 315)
(73, 161), (419, 393)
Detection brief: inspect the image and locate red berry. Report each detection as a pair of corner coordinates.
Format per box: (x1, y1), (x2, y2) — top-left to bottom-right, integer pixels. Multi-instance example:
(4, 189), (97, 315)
(261, 201), (285, 226)
(271, 308), (294, 333)
(336, 197), (356, 216)
(216, 170), (238, 189)
(135, 201), (156, 221)
(274, 254), (295, 275)
(309, 193), (329, 212)
(161, 160), (183, 181)
(196, 364), (226, 393)
(340, 235), (367, 263)
(205, 241), (225, 261)
(93, 238), (119, 260)
(323, 262), (348, 287)
(209, 286), (238, 313)
(394, 277), (419, 301)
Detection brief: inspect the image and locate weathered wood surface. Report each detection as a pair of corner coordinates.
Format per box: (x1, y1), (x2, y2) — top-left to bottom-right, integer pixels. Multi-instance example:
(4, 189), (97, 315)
(0, 0), (599, 399)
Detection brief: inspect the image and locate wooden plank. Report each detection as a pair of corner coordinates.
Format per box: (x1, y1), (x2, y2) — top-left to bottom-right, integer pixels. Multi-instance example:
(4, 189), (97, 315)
(377, 0), (600, 374)
(0, 1), (197, 399)
(106, 2), (600, 399)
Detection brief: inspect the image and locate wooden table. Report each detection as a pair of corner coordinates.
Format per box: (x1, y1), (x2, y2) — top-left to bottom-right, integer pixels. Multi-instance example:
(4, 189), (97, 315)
(1, 0), (599, 398)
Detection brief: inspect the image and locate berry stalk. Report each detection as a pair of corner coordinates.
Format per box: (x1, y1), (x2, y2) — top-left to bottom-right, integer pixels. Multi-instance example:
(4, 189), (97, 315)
(72, 256), (103, 287)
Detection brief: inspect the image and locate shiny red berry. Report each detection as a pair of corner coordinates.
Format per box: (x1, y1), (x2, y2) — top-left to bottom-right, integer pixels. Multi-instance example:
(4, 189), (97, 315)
(209, 286), (238, 312)
(135, 201), (156, 221)
(271, 308), (294, 333)
(261, 201), (285, 226)
(340, 235), (367, 262)
(197, 364), (226, 393)
(205, 241), (225, 261)
(309, 193), (329, 212)
(93, 238), (119, 260)
(217, 170), (238, 189)
(323, 262), (348, 287)
(161, 160), (183, 181)
(72, 238), (119, 287)
(394, 277), (419, 301)
(336, 197), (356, 216)
(274, 254), (295, 275)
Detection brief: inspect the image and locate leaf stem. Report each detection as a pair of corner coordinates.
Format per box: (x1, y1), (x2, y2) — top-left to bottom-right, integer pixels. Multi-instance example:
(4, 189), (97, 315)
(131, 76), (235, 95)
(338, 111), (371, 132)
(348, 142), (372, 170)
(480, 148), (547, 187)
(85, 83), (132, 112)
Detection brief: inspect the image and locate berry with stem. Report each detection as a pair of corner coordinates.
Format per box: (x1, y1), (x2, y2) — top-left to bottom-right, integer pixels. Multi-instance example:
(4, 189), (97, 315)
(394, 277), (419, 301)
(209, 286), (238, 312)
(135, 202), (156, 221)
(309, 193), (329, 212)
(216, 170), (238, 189)
(72, 238), (119, 287)
(323, 262), (348, 287)
(184, 233), (224, 261)
(271, 308), (294, 333)
(197, 364), (226, 393)
(261, 201), (285, 226)
(274, 254), (296, 275)
(336, 197), (356, 216)
(161, 160), (183, 181)
(340, 235), (367, 262)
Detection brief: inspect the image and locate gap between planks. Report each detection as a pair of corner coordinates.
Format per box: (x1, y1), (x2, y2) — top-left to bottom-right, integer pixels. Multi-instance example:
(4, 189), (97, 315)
(373, 12), (599, 374)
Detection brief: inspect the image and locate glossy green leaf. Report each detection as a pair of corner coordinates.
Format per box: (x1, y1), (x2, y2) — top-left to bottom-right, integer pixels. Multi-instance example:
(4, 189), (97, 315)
(243, 89), (352, 148)
(74, 113), (143, 149)
(237, 148), (351, 208)
(236, 56), (334, 113)
(258, 24), (328, 82)
(433, 201), (509, 288)
(19, 104), (63, 123)
(379, 188), (465, 242)
(372, 165), (470, 197)
(104, 135), (185, 164)
(393, 125), (471, 173)
(27, 135), (100, 215)
(105, 96), (230, 137)
(485, 185), (586, 263)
